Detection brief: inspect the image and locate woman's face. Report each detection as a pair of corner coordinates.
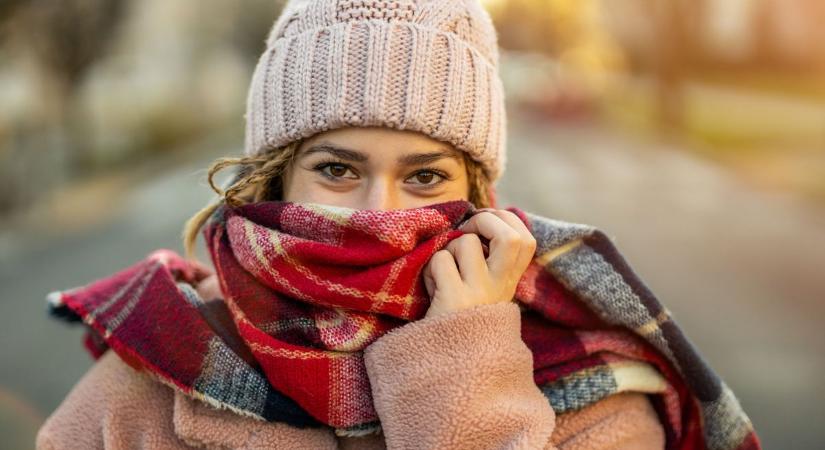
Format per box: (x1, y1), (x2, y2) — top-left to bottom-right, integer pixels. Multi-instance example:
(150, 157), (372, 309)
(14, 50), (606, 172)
(282, 126), (470, 210)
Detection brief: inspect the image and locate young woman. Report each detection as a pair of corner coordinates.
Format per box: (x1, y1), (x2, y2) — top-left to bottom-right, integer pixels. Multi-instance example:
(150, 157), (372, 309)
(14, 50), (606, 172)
(37, 1), (760, 449)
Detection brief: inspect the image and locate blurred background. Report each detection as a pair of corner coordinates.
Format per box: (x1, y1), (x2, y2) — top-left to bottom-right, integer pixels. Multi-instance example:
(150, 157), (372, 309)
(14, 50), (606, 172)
(1, 0), (823, 448)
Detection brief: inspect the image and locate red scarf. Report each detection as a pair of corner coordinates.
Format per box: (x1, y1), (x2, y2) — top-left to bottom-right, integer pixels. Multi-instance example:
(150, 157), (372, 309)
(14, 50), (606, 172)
(48, 200), (760, 449)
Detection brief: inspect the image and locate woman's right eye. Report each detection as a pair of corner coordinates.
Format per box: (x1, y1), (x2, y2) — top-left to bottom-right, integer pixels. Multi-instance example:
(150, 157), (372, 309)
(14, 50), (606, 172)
(314, 162), (358, 180)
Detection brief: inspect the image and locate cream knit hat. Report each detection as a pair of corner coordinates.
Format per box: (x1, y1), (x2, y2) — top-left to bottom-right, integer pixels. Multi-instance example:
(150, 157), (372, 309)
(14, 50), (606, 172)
(244, 0), (507, 181)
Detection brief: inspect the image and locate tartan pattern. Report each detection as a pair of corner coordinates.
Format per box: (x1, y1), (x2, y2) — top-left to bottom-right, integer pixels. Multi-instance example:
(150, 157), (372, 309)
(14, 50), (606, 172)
(47, 200), (760, 448)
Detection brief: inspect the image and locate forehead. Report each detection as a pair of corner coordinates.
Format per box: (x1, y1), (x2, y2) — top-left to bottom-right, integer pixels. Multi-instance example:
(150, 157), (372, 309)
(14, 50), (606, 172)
(299, 126), (459, 158)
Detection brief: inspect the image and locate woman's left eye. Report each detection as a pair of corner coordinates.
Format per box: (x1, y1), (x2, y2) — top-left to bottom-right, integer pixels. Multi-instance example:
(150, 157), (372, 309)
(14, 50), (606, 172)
(405, 170), (445, 186)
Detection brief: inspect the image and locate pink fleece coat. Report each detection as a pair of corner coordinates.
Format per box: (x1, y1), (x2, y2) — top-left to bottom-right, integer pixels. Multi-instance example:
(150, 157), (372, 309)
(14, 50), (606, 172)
(36, 292), (665, 449)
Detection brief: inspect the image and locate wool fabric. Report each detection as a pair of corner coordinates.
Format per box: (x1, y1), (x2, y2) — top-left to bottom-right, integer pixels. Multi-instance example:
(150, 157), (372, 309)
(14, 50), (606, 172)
(47, 200), (761, 449)
(244, 0), (508, 181)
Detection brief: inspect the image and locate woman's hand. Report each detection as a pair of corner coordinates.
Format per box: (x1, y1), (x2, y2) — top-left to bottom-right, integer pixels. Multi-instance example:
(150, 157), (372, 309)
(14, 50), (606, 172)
(422, 208), (537, 318)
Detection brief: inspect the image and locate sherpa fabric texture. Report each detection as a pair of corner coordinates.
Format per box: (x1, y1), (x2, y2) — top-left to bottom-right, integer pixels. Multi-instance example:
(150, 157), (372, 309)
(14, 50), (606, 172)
(243, 0), (508, 181)
(36, 317), (666, 450)
(47, 200), (761, 449)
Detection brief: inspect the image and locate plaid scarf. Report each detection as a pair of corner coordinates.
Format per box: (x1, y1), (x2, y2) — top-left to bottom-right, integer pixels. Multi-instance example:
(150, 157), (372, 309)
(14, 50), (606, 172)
(47, 200), (760, 449)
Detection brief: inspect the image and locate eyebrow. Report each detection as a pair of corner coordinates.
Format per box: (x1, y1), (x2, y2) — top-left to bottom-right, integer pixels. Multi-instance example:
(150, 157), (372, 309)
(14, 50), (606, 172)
(398, 150), (460, 166)
(301, 144), (367, 162)
(301, 143), (461, 166)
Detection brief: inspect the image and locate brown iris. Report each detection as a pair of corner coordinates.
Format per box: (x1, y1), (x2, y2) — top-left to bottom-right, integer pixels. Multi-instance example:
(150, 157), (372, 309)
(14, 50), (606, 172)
(414, 172), (434, 184)
(328, 164), (348, 177)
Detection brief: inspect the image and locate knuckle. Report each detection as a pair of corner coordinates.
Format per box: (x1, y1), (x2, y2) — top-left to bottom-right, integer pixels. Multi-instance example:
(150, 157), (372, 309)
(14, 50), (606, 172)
(458, 233), (481, 246)
(500, 230), (521, 247)
(434, 249), (455, 264)
(429, 256), (444, 269)
(499, 210), (519, 221)
(458, 215), (479, 231)
(434, 249), (451, 259)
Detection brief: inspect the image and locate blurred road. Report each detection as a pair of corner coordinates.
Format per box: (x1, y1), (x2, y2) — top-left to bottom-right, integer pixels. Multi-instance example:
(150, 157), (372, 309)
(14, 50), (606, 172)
(1, 111), (823, 448)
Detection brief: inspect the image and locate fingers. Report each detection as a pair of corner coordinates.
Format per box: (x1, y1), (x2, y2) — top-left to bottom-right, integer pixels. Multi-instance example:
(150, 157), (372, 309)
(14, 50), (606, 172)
(458, 209), (537, 278)
(481, 209), (531, 241)
(479, 209), (537, 270)
(458, 211), (521, 277)
(424, 209), (535, 301)
(424, 249), (462, 293)
(444, 233), (488, 285)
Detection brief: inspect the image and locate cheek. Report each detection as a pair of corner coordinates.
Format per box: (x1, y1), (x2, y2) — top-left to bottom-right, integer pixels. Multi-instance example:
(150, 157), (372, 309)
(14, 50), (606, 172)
(280, 166), (305, 202)
(281, 169), (345, 204)
(281, 170), (312, 202)
(400, 180), (470, 206)
(443, 174), (471, 201)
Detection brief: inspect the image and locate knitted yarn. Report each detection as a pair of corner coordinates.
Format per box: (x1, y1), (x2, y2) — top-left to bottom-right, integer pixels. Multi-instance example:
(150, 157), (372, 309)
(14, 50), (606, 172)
(244, 0), (508, 181)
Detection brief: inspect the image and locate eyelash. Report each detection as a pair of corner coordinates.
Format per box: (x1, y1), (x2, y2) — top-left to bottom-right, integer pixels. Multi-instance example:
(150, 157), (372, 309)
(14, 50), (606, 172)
(311, 159), (450, 187)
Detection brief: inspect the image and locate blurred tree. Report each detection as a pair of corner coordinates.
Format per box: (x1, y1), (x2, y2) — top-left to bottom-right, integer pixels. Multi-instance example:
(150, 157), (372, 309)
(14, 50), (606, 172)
(490, 0), (710, 133)
(0, 0), (28, 22)
(19, 0), (129, 167)
(753, 0), (825, 72)
(227, 0), (287, 61)
(652, 0), (689, 132)
(0, 0), (129, 212)
(22, 0), (128, 94)
(492, 0), (576, 55)
(491, 0), (626, 81)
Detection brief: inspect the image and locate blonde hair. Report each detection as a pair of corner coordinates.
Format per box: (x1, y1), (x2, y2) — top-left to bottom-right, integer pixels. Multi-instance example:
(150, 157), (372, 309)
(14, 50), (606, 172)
(181, 141), (493, 261)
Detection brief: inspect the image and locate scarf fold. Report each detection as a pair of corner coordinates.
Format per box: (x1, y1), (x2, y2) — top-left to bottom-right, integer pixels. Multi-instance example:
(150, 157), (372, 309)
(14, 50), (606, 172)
(47, 200), (760, 449)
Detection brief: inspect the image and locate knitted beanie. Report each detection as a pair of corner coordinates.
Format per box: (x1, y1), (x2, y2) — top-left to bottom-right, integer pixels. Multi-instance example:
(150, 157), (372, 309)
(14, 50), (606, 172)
(243, 0), (507, 182)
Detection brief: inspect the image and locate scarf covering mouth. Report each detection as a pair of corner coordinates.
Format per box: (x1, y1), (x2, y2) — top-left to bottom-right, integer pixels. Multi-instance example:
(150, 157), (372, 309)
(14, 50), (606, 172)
(47, 199), (760, 449)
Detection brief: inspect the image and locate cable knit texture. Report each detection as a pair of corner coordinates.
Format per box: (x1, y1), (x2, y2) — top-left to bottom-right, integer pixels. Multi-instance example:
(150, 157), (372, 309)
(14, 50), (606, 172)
(244, 0), (508, 181)
(36, 302), (665, 450)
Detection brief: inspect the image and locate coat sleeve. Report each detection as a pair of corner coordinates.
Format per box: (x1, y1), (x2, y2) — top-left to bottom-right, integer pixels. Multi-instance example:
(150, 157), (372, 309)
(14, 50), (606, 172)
(363, 301), (558, 450)
(362, 301), (666, 450)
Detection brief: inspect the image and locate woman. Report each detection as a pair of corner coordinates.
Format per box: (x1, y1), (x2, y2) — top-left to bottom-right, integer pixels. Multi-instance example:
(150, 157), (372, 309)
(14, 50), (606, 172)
(37, 1), (760, 449)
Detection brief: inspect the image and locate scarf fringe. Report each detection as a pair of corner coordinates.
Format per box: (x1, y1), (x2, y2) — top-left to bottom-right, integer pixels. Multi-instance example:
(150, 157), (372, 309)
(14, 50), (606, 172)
(333, 422), (383, 438)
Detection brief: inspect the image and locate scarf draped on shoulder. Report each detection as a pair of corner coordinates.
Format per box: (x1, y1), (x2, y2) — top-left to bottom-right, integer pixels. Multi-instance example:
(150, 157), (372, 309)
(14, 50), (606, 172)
(47, 200), (760, 449)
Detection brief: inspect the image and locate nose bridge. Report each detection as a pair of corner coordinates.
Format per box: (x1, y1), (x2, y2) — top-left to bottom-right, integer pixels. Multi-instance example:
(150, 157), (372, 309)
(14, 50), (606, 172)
(364, 176), (399, 211)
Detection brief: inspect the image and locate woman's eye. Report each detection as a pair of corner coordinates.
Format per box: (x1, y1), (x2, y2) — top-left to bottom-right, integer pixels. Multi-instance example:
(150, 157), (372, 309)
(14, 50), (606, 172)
(316, 163), (357, 179)
(406, 170), (444, 186)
